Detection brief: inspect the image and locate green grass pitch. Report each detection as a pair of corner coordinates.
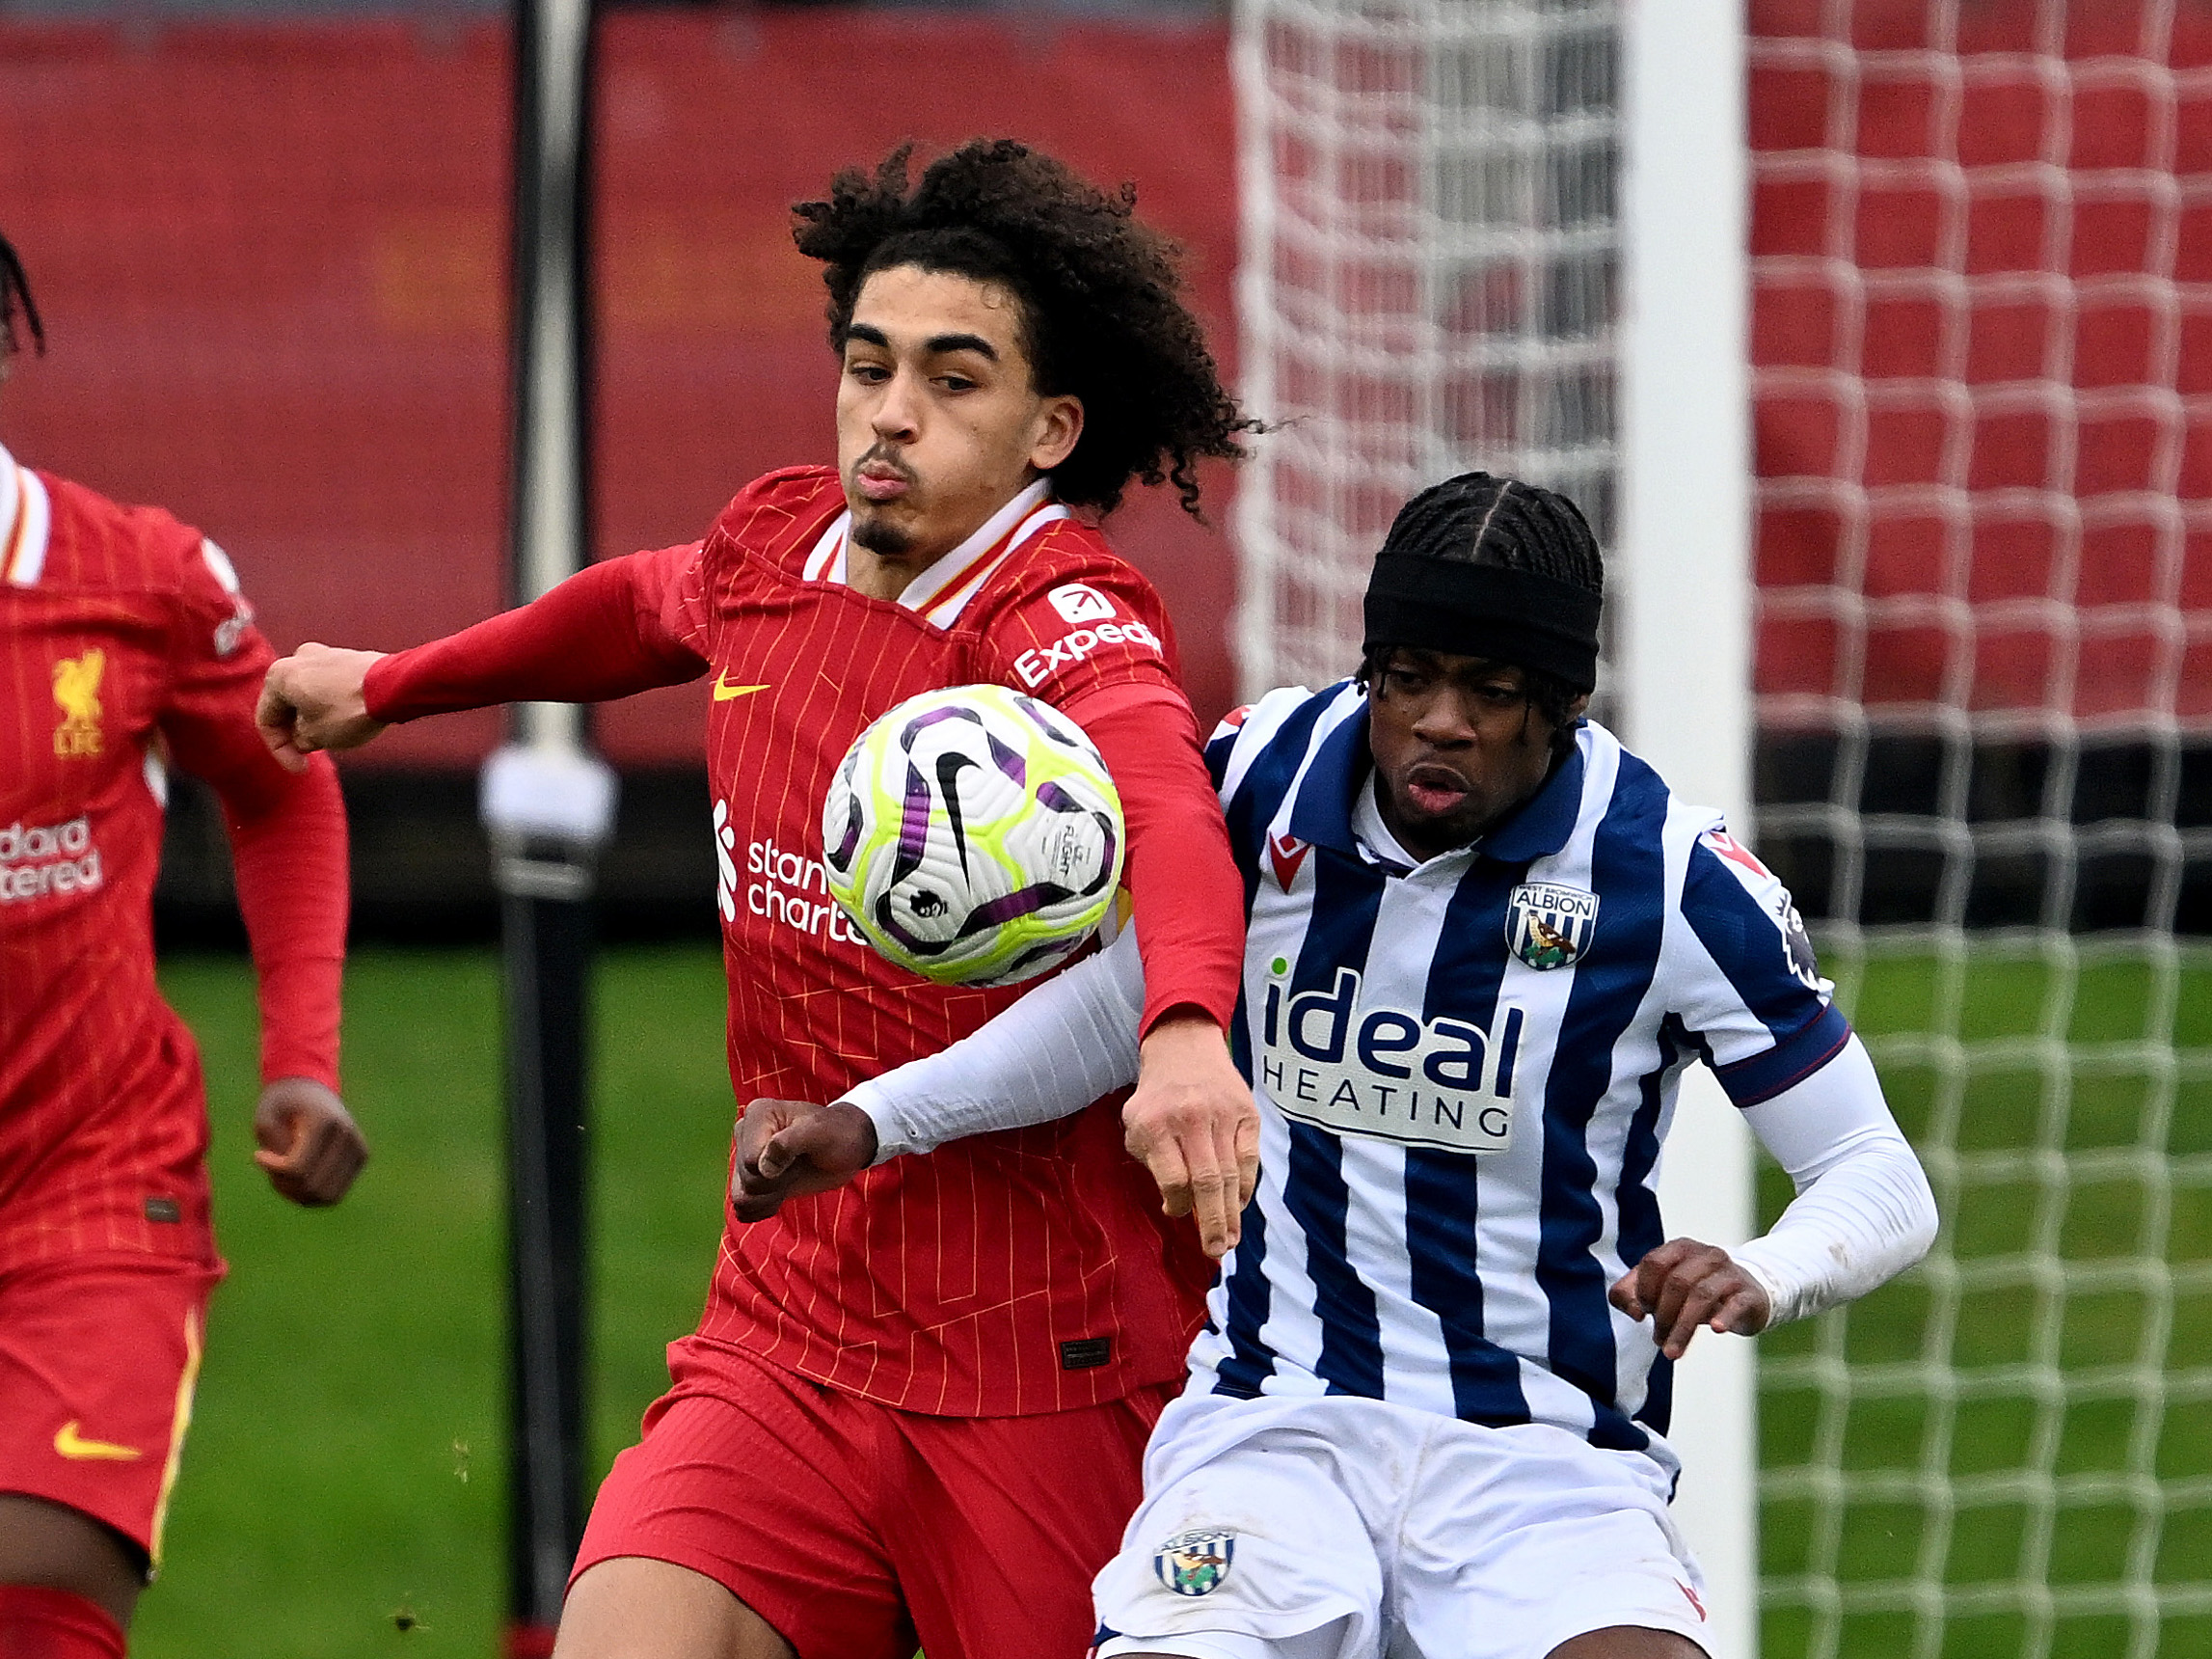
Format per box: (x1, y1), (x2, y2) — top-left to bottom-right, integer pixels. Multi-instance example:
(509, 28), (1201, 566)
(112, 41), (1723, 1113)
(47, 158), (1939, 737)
(133, 943), (2210, 1656)
(138, 947), (737, 1658)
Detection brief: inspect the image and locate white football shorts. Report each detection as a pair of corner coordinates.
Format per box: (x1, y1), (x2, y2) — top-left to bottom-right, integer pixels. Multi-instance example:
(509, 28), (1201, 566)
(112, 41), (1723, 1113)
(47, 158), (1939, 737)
(1089, 1393), (1713, 1659)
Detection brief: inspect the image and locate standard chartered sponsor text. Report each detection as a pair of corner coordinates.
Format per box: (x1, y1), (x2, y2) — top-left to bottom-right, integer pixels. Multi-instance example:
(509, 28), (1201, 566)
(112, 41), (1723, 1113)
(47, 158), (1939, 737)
(0, 818), (103, 903)
(747, 835), (867, 945)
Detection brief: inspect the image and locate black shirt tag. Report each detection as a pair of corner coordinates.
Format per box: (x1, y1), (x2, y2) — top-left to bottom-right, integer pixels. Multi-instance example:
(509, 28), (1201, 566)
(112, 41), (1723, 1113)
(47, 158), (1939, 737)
(144, 1197), (182, 1224)
(1060, 1337), (1112, 1371)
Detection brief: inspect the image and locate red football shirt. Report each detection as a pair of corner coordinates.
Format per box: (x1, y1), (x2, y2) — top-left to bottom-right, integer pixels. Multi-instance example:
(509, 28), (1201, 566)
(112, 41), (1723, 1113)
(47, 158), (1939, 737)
(0, 448), (348, 1270)
(368, 466), (1239, 1415)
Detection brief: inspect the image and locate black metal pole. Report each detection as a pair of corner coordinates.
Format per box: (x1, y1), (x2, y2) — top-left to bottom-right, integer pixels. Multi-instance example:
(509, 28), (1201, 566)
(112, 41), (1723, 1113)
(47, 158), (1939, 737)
(499, 874), (595, 1647)
(492, 0), (606, 1649)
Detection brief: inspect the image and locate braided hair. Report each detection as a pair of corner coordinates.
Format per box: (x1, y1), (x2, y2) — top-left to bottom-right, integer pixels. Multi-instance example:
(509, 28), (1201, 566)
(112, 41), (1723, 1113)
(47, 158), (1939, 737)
(0, 232), (43, 362)
(792, 139), (1255, 519)
(1358, 473), (1605, 757)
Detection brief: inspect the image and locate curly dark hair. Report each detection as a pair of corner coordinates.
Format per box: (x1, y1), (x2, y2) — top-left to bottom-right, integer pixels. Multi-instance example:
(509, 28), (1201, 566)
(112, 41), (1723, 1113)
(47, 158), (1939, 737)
(792, 139), (1254, 518)
(0, 232), (43, 361)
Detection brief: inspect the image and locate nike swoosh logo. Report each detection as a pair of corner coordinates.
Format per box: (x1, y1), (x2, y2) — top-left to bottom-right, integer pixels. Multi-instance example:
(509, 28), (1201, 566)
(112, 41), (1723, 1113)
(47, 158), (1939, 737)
(713, 674), (769, 702)
(54, 1421), (142, 1461)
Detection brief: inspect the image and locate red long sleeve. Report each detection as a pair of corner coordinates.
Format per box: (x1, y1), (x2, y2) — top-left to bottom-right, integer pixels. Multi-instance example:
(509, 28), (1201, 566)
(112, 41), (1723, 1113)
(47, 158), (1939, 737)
(220, 756), (349, 1089)
(363, 544), (710, 723)
(1064, 679), (1244, 1037)
(158, 591), (352, 1091)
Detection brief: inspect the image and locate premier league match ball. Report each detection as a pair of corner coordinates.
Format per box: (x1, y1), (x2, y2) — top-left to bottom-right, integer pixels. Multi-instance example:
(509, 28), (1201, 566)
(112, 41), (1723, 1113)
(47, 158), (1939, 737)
(821, 684), (1125, 988)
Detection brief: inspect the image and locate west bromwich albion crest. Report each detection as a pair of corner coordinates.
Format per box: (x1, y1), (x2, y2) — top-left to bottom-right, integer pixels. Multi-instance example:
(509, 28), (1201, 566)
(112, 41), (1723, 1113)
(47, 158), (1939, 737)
(1153, 1529), (1234, 1597)
(1507, 882), (1599, 970)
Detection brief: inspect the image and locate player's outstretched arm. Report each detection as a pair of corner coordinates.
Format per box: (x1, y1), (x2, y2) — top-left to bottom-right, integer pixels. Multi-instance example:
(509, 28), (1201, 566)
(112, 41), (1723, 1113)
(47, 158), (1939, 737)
(259, 546), (712, 772)
(254, 1077), (369, 1207)
(1608, 1035), (1936, 1356)
(830, 927), (1251, 1258)
(738, 931), (1254, 1256)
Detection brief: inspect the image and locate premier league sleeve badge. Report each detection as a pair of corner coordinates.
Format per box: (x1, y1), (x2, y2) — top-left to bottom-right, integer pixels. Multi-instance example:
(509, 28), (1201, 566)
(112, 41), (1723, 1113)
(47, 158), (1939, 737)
(1154, 1529), (1236, 1596)
(1507, 883), (1600, 970)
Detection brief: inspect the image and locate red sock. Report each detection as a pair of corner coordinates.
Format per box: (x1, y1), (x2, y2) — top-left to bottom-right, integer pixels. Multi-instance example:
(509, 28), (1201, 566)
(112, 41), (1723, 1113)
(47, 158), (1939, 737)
(0, 1586), (126, 1659)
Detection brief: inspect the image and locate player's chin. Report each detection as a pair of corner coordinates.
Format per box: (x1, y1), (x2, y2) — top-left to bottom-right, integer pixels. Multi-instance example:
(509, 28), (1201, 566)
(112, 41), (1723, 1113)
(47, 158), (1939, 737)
(850, 502), (921, 557)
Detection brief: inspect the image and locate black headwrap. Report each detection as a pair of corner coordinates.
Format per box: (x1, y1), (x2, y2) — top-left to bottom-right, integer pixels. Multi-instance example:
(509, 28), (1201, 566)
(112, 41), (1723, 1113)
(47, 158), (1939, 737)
(1361, 473), (1604, 694)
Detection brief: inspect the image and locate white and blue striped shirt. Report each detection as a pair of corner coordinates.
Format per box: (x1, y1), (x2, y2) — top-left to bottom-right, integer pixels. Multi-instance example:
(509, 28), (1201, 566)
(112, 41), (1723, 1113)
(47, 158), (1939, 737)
(1195, 681), (1848, 1473)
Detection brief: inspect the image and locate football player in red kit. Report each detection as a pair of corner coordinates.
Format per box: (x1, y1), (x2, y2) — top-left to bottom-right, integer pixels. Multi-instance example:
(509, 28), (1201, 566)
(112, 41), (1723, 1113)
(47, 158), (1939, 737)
(0, 236), (364, 1659)
(257, 141), (1261, 1659)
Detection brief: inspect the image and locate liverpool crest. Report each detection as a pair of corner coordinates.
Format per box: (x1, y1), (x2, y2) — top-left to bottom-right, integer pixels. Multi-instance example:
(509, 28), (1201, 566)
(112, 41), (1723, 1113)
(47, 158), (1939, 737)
(1153, 1529), (1234, 1597)
(1506, 882), (1599, 969)
(51, 649), (106, 758)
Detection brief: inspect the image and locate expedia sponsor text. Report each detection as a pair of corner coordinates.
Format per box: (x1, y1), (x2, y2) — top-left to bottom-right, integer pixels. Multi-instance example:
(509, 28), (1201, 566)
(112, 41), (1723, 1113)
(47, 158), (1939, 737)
(1012, 619), (1163, 689)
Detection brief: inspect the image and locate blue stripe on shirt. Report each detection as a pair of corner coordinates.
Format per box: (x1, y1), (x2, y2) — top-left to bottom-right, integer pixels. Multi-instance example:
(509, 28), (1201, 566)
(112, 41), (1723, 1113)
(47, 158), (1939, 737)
(1680, 839), (1828, 1039)
(1222, 692), (1335, 916)
(1213, 978), (1278, 1399)
(1210, 1193), (1278, 1399)
(1402, 1150), (1532, 1426)
(1400, 856), (1532, 1425)
(1276, 846), (1389, 1397)
(1537, 751), (1671, 1444)
(1281, 1121), (1385, 1397)
(1618, 1015), (1689, 1435)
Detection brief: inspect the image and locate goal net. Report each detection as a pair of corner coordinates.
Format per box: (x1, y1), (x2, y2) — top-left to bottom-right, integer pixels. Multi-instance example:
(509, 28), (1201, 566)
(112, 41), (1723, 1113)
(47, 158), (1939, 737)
(1750, 4), (2212, 1657)
(1235, 0), (2212, 1655)
(1232, 0), (1622, 698)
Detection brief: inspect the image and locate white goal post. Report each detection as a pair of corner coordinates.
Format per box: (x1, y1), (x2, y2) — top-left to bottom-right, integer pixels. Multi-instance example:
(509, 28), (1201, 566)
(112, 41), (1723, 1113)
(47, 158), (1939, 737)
(1617, 6), (1759, 1659)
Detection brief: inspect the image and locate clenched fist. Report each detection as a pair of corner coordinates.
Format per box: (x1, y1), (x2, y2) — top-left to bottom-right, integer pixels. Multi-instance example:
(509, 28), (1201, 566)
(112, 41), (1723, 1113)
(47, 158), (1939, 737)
(256, 643), (388, 772)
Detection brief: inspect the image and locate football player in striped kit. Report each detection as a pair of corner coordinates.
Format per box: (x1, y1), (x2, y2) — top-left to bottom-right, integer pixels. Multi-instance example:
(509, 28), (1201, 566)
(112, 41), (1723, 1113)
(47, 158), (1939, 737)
(740, 473), (1939, 1659)
(0, 235), (362, 1659)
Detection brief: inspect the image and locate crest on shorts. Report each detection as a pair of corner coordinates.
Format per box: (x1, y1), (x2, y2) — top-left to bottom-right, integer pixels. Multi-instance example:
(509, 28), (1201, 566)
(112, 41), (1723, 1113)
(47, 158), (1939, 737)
(1153, 1529), (1235, 1597)
(1506, 882), (1599, 970)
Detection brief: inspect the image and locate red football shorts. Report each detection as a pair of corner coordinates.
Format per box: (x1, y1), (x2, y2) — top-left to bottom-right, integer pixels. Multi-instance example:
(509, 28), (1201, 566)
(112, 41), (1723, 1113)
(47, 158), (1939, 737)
(0, 1257), (221, 1572)
(575, 1335), (1173, 1659)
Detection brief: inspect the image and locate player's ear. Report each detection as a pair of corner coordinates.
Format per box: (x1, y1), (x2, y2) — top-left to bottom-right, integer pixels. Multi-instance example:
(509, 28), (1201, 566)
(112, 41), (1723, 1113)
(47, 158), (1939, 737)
(1029, 394), (1083, 475)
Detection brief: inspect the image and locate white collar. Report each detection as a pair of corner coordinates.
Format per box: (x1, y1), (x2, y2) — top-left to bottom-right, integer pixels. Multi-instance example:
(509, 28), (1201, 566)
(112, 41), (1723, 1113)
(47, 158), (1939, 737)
(1351, 774), (1423, 872)
(0, 440), (50, 587)
(800, 478), (1067, 626)
(0, 441), (16, 556)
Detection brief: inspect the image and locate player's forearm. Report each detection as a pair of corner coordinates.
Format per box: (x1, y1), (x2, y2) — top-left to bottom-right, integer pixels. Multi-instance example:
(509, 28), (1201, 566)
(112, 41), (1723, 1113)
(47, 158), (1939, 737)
(1733, 1035), (1939, 1325)
(1065, 680), (1243, 1036)
(846, 928), (1145, 1158)
(224, 752), (349, 1090)
(364, 552), (706, 722)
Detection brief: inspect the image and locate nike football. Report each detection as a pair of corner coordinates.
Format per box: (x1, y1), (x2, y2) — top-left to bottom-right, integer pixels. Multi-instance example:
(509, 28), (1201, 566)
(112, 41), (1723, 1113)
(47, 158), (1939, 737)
(821, 684), (1124, 987)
